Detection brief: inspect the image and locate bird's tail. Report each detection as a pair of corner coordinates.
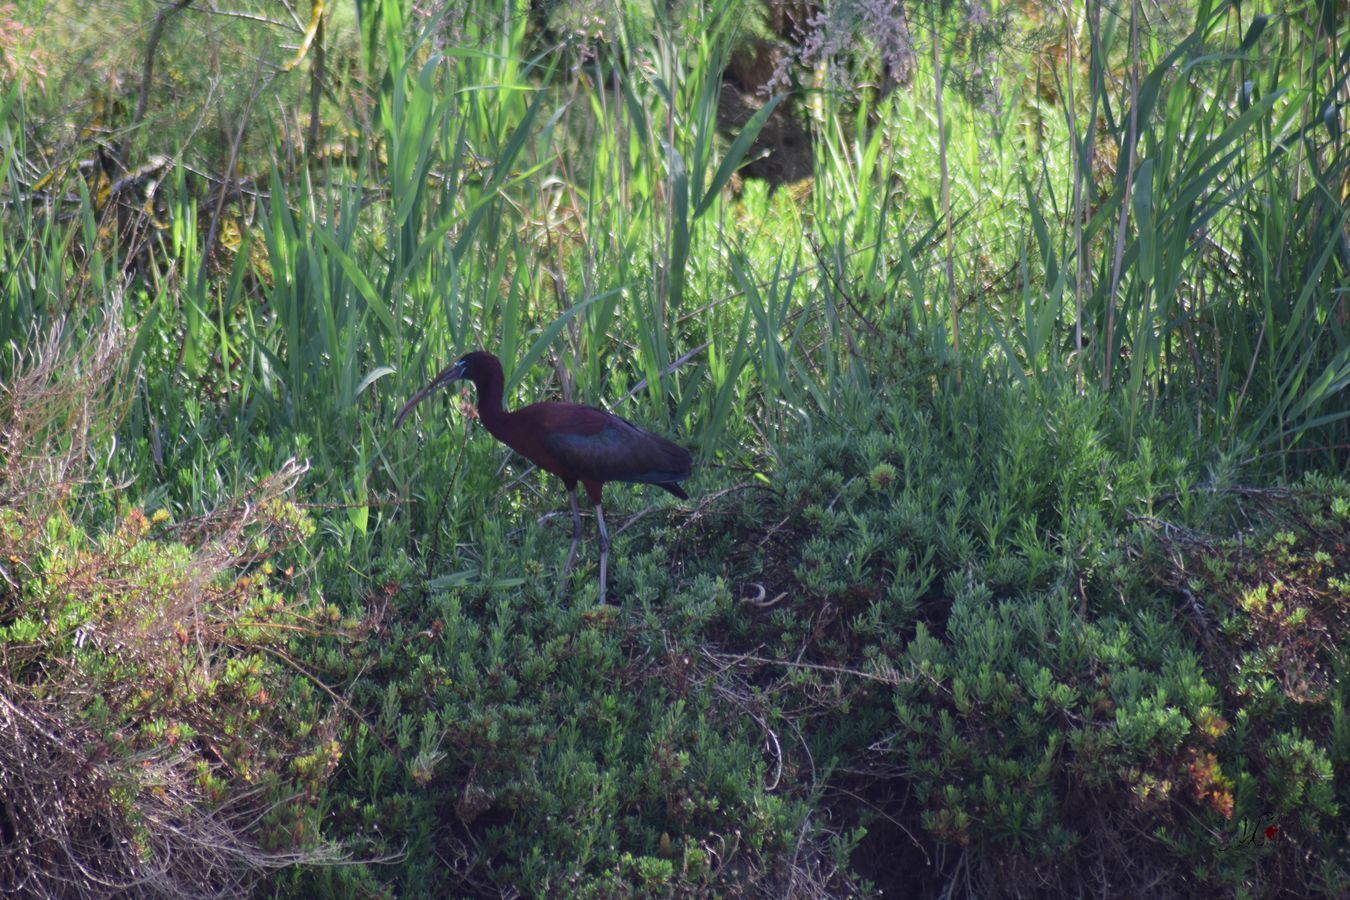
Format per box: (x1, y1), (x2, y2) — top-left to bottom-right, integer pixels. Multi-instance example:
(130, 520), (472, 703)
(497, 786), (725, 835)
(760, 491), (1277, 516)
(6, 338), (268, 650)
(658, 482), (689, 500)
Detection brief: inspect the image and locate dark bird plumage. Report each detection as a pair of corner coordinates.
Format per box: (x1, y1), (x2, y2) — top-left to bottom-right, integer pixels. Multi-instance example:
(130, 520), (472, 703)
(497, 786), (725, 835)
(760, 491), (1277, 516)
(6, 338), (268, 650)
(394, 351), (693, 603)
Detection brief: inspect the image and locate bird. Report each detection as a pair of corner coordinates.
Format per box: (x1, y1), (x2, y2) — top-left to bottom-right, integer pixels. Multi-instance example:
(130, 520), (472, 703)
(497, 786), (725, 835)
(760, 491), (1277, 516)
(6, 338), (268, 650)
(394, 350), (692, 604)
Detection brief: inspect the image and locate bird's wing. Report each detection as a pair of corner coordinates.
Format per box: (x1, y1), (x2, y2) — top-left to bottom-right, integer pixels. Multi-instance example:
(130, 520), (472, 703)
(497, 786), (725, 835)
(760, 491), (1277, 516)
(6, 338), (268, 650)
(540, 409), (692, 485)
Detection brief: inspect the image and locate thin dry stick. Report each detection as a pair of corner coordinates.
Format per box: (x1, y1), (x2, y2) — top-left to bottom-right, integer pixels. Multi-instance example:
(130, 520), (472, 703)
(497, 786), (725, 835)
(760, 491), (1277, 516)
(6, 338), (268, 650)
(1065, 2), (1085, 390)
(618, 340), (710, 405)
(306, 7), (326, 155)
(739, 582), (787, 608)
(195, 68), (271, 300)
(1105, 0), (1142, 390)
(659, 28), (675, 332)
(931, 6), (958, 376)
(281, 0), (325, 72)
(699, 647), (904, 686)
(1085, 1), (1105, 368)
(613, 480), (764, 536)
(544, 166), (580, 402)
(257, 644), (404, 766)
(1229, 317), (1267, 444)
(133, 0), (197, 137)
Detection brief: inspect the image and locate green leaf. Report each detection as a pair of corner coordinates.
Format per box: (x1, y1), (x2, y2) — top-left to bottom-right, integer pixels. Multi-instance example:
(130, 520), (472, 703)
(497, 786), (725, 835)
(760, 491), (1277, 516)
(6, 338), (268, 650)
(693, 93), (785, 221)
(506, 287), (626, 392)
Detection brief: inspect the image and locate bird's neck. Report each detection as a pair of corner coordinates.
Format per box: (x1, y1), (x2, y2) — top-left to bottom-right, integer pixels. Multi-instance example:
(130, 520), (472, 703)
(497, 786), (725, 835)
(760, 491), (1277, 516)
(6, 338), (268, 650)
(471, 375), (507, 429)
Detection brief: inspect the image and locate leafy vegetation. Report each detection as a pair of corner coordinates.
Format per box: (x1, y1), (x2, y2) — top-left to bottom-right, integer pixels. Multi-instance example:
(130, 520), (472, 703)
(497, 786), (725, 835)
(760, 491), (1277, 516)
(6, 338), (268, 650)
(1, 319), (344, 895)
(1, 0), (1346, 896)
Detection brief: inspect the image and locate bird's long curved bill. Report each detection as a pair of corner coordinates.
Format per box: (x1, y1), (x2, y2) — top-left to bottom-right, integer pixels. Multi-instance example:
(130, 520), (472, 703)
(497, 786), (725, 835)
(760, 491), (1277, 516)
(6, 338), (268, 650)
(393, 363), (463, 429)
(392, 382), (441, 430)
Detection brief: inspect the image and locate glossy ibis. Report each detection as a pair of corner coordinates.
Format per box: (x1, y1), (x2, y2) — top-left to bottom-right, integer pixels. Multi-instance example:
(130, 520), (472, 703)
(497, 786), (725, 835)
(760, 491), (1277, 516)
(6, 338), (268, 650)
(394, 351), (692, 604)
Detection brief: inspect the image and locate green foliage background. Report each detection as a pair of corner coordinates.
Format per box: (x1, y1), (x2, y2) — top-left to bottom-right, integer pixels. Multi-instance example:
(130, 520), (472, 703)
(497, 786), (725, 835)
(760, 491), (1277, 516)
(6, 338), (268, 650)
(1, 0), (1347, 896)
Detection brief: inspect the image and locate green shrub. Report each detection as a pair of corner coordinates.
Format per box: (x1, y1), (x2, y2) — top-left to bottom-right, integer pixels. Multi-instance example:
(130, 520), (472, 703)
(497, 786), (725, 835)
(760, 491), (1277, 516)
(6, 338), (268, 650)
(619, 379), (1349, 897)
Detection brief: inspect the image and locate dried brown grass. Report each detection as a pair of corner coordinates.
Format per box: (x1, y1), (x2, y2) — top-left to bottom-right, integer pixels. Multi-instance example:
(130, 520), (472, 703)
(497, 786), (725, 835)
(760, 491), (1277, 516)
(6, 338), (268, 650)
(0, 310), (344, 898)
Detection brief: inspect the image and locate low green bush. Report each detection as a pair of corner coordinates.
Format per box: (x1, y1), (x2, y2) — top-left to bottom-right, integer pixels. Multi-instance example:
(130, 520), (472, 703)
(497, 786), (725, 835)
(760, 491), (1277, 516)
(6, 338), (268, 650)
(282, 372), (1346, 896)
(650, 379), (1349, 897)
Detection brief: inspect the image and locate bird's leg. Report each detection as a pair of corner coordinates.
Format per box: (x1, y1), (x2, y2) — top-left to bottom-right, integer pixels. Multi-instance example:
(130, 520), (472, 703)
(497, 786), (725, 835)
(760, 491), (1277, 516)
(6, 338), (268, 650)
(563, 487), (582, 578)
(594, 503), (609, 605)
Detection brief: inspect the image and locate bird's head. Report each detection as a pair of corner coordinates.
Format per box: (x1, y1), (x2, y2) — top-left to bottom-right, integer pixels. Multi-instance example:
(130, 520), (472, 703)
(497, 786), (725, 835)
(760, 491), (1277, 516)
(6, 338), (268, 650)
(393, 351), (500, 429)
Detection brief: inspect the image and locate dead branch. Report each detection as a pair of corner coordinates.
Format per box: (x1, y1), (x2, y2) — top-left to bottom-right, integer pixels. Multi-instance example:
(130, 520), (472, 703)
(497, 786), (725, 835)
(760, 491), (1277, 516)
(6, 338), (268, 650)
(133, 0), (197, 137)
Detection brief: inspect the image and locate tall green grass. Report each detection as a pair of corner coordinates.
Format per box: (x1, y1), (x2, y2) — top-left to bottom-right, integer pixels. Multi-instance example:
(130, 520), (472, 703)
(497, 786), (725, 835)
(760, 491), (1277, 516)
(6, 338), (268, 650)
(0, 1), (1342, 550)
(1011, 1), (1348, 462)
